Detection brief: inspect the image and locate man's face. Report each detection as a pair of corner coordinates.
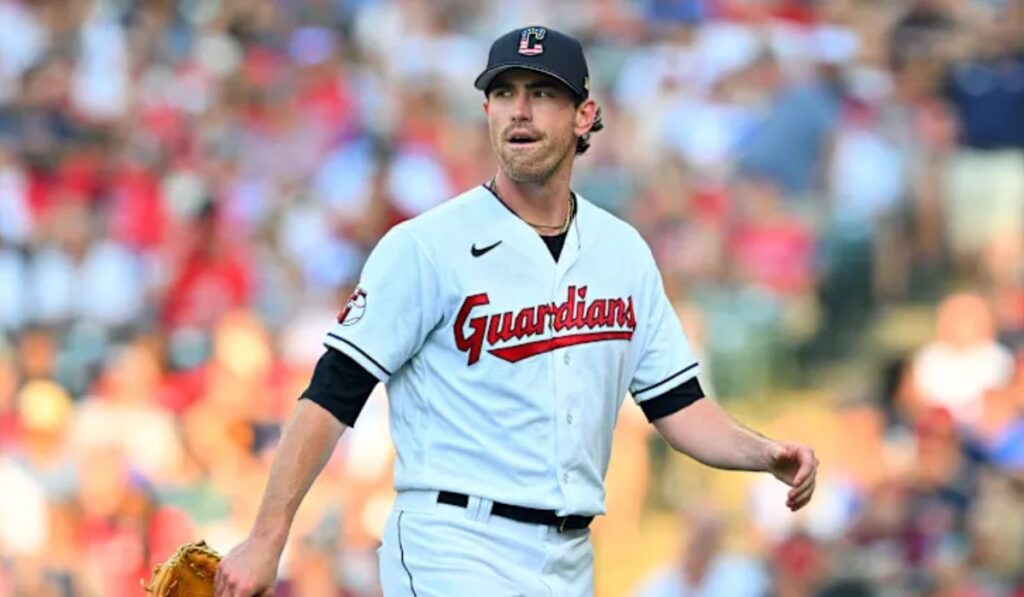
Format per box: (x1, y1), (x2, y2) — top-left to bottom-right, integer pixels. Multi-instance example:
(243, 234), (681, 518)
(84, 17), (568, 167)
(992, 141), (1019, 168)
(484, 69), (580, 183)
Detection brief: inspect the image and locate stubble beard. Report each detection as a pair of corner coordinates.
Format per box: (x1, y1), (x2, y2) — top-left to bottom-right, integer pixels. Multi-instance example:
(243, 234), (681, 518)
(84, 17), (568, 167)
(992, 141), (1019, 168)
(494, 131), (575, 184)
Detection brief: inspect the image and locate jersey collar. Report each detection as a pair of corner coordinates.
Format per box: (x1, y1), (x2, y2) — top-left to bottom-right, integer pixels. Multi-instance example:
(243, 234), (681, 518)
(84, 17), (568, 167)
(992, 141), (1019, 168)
(477, 181), (588, 270)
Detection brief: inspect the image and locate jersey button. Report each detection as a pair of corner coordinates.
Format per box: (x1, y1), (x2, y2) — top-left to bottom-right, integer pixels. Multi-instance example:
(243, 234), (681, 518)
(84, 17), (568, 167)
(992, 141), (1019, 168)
(566, 413), (573, 425)
(563, 472), (570, 483)
(563, 353), (570, 365)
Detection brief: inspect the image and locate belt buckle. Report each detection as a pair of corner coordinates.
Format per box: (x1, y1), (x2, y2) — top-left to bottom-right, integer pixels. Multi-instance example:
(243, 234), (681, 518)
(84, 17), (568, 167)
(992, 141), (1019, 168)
(558, 517), (569, 533)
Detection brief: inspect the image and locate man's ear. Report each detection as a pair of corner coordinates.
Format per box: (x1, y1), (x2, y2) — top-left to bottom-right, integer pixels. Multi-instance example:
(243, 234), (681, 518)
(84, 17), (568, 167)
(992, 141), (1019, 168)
(574, 99), (598, 137)
(483, 99), (490, 117)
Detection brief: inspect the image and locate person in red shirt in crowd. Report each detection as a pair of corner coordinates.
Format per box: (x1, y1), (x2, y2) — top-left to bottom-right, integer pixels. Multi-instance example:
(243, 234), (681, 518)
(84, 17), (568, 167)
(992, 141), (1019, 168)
(65, 443), (195, 597)
(161, 201), (252, 331)
(728, 179), (815, 297)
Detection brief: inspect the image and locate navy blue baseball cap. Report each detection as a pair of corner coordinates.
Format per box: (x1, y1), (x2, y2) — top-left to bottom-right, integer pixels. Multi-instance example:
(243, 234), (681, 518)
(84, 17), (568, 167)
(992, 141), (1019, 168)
(474, 26), (590, 100)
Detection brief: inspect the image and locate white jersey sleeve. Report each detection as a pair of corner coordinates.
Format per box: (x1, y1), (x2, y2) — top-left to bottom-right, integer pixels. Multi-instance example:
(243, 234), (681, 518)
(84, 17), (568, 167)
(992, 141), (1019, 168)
(629, 247), (701, 404)
(323, 226), (441, 382)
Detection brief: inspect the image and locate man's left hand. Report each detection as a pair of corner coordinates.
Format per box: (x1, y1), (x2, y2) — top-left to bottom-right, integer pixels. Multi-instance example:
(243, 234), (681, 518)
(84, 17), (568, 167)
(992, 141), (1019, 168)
(766, 442), (818, 511)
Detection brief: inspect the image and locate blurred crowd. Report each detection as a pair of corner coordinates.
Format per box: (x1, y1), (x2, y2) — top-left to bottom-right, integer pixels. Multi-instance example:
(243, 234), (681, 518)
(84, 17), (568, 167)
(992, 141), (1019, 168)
(631, 292), (1024, 596)
(0, 0), (1022, 595)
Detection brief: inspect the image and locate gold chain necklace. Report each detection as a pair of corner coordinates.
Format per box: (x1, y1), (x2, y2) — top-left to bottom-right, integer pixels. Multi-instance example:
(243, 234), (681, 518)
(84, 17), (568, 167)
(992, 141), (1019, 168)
(490, 179), (573, 234)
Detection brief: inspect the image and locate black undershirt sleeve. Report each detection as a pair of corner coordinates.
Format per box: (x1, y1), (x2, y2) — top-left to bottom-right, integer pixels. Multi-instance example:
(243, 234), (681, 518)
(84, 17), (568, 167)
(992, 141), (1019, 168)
(299, 347), (380, 427)
(638, 376), (706, 423)
(302, 344), (702, 426)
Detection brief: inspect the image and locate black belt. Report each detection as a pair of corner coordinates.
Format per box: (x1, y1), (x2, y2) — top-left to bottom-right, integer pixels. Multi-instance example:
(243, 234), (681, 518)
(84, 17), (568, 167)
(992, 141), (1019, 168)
(437, 491), (593, 533)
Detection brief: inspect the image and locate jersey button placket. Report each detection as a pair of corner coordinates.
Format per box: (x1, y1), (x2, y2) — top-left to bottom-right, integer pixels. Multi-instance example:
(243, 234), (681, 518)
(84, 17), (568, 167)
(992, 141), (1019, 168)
(551, 277), (574, 502)
(549, 285), (570, 500)
(555, 364), (572, 496)
(557, 346), (582, 509)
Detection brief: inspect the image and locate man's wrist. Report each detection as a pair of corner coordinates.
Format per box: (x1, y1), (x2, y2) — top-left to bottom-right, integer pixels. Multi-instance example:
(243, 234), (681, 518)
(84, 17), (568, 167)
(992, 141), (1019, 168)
(249, 520), (289, 552)
(757, 439), (779, 472)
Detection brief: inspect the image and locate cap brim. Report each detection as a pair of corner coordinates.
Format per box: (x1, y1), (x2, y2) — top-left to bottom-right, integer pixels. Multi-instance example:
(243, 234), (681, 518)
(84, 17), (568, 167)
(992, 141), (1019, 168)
(474, 64), (584, 98)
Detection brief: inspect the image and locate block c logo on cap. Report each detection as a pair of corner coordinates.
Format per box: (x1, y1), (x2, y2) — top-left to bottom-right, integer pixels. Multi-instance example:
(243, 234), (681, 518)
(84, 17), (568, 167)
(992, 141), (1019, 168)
(518, 27), (546, 56)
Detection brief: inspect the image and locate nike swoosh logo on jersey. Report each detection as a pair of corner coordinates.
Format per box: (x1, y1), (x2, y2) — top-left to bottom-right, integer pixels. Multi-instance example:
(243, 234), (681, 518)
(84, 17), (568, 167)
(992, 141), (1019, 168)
(471, 241), (502, 257)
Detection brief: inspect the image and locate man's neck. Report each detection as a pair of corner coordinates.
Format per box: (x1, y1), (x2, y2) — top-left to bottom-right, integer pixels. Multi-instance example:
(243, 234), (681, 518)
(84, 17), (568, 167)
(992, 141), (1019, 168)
(493, 169), (572, 229)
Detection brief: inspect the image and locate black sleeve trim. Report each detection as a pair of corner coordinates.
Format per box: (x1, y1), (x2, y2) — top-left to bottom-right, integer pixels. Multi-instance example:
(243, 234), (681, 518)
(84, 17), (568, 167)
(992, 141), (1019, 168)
(634, 362), (698, 395)
(639, 377), (706, 423)
(299, 347), (380, 427)
(326, 332), (392, 377)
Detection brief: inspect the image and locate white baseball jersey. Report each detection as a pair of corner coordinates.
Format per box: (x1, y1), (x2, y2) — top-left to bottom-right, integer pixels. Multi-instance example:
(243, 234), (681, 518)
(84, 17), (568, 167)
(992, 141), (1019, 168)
(324, 184), (700, 516)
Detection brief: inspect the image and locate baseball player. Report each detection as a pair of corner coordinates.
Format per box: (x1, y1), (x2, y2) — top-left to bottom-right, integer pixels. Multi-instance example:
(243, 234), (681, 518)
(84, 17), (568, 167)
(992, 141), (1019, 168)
(215, 26), (818, 597)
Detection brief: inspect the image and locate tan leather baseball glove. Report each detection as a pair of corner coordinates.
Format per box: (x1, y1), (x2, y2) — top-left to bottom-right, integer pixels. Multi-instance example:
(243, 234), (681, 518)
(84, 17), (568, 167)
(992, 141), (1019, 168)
(142, 540), (222, 596)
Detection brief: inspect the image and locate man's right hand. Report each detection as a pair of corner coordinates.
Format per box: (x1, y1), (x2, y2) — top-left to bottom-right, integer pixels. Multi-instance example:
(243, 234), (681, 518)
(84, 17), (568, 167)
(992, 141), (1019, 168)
(212, 401), (346, 596)
(214, 536), (282, 597)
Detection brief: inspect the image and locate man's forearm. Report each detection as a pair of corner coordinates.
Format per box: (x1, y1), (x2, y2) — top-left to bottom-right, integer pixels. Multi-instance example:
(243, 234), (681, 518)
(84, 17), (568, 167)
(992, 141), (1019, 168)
(653, 398), (774, 471)
(248, 400), (347, 548)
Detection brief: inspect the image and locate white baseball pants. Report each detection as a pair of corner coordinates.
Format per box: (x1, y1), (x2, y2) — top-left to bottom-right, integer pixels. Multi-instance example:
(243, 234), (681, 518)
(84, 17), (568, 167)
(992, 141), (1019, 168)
(378, 490), (594, 596)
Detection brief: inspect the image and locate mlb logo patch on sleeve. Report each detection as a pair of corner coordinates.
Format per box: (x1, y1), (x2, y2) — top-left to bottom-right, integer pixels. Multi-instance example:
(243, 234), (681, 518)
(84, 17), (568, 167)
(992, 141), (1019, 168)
(338, 287), (367, 326)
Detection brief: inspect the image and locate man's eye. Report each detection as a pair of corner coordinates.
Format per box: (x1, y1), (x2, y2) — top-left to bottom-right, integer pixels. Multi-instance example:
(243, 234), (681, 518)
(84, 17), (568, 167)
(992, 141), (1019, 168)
(534, 89), (553, 98)
(493, 89), (512, 98)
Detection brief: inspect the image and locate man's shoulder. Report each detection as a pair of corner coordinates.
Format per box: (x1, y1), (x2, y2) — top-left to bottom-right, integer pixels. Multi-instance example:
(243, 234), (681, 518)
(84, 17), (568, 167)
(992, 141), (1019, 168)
(577, 194), (650, 254)
(395, 185), (490, 238)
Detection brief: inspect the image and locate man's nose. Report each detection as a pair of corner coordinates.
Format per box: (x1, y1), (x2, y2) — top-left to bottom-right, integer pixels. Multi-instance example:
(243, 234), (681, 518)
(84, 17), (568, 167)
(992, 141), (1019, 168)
(510, 92), (531, 121)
